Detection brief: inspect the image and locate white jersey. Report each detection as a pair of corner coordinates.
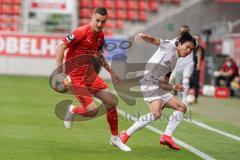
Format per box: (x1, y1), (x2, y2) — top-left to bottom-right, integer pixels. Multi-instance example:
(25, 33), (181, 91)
(141, 39), (178, 83)
(174, 53), (194, 72)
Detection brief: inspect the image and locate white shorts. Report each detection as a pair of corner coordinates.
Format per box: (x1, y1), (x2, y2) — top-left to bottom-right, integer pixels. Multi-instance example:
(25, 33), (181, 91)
(140, 80), (173, 105)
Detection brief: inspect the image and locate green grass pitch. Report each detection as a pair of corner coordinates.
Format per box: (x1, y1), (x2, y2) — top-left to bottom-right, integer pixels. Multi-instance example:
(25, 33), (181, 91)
(0, 75), (239, 160)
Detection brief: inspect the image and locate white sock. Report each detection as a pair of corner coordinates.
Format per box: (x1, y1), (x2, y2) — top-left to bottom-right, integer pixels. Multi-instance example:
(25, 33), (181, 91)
(164, 110), (184, 136)
(182, 78), (189, 102)
(111, 135), (119, 141)
(126, 113), (155, 136)
(69, 105), (75, 114)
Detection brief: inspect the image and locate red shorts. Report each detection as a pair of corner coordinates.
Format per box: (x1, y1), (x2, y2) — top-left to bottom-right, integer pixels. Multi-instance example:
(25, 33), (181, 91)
(69, 74), (108, 108)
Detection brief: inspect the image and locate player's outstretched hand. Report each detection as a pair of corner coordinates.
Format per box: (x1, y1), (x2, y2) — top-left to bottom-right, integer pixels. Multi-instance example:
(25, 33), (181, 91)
(174, 83), (185, 92)
(135, 33), (144, 44)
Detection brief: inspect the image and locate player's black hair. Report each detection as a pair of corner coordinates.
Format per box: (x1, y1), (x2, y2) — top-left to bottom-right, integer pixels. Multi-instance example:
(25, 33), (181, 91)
(180, 25), (190, 32)
(178, 25), (190, 37)
(177, 32), (197, 48)
(94, 7), (108, 16)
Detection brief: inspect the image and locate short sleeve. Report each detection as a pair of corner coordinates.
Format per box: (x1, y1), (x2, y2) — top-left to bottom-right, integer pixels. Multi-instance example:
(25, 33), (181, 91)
(159, 39), (173, 49)
(63, 28), (85, 48)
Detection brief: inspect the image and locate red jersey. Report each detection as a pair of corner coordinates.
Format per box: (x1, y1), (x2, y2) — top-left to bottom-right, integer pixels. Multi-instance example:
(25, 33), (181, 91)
(62, 24), (107, 107)
(62, 24), (104, 78)
(221, 61), (239, 77)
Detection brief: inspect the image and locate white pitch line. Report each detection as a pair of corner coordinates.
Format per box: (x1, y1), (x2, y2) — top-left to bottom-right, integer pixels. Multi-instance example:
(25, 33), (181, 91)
(186, 119), (240, 141)
(118, 109), (216, 160)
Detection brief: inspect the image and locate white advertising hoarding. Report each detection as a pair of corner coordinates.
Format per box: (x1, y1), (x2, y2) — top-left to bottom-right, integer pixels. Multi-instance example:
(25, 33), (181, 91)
(29, 0), (75, 14)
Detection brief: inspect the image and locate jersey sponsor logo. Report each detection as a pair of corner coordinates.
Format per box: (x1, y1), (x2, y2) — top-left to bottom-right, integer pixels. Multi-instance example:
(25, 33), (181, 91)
(162, 40), (170, 44)
(164, 60), (171, 66)
(66, 33), (75, 42)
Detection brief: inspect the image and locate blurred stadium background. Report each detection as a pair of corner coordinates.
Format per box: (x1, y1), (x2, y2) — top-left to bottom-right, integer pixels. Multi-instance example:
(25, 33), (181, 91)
(0, 0), (240, 160)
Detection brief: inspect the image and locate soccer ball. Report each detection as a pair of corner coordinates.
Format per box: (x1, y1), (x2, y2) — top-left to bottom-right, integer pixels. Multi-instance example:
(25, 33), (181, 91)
(202, 85), (215, 97)
(52, 73), (71, 93)
(186, 95), (195, 104)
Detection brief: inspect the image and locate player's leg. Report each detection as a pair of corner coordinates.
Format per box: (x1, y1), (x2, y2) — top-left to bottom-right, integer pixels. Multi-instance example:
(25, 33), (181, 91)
(192, 69), (200, 103)
(94, 88), (119, 136)
(160, 96), (187, 150)
(120, 99), (163, 144)
(182, 65), (193, 104)
(174, 70), (183, 99)
(120, 81), (163, 144)
(64, 82), (99, 128)
(94, 88), (131, 151)
(89, 75), (131, 151)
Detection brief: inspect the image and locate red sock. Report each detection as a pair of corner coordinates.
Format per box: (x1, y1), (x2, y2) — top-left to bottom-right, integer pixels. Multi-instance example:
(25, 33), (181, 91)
(106, 107), (118, 136)
(72, 106), (86, 115)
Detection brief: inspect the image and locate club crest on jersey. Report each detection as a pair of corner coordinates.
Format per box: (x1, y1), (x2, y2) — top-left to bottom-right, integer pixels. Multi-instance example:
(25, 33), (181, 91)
(66, 34), (75, 42)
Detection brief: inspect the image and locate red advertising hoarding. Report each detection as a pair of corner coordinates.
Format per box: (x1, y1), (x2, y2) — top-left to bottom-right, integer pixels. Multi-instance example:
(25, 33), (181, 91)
(0, 33), (63, 58)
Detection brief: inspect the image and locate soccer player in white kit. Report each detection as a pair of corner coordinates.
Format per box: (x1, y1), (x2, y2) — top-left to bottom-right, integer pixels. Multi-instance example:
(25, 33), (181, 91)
(170, 25), (194, 104)
(120, 32), (196, 150)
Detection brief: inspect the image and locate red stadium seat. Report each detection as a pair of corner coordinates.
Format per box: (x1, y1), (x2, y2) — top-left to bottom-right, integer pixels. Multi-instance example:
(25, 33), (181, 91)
(2, 4), (11, 14)
(159, 0), (166, 3)
(10, 24), (20, 31)
(104, 0), (114, 9)
(105, 21), (114, 29)
(12, 0), (21, 5)
(107, 9), (115, 19)
(79, 8), (92, 18)
(127, 10), (137, 21)
(115, 20), (124, 29)
(92, 0), (102, 8)
(127, 0), (137, 10)
(11, 15), (21, 23)
(149, 0), (159, 12)
(138, 10), (147, 21)
(138, 0), (148, 10)
(79, 0), (90, 8)
(115, 9), (126, 20)
(0, 15), (10, 23)
(171, 0), (181, 4)
(115, 0), (126, 9)
(12, 5), (21, 15)
(79, 18), (89, 26)
(0, 25), (10, 31)
(2, 0), (10, 4)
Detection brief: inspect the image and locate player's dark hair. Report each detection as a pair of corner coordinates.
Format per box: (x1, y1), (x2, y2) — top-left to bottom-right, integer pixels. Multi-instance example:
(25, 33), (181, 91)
(180, 25), (190, 32)
(177, 32), (197, 48)
(94, 7), (108, 16)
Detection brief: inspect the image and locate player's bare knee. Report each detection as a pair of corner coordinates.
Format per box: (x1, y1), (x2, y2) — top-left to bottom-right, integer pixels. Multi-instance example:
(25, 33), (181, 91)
(178, 103), (187, 113)
(102, 95), (118, 108)
(151, 111), (161, 119)
(85, 108), (99, 117)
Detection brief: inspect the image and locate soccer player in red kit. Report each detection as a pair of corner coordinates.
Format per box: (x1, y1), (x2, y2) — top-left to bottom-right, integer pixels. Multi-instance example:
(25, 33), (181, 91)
(55, 7), (131, 151)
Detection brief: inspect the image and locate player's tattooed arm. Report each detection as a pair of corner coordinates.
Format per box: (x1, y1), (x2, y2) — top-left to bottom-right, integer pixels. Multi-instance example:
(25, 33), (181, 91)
(135, 33), (160, 46)
(98, 54), (111, 73)
(98, 54), (121, 84)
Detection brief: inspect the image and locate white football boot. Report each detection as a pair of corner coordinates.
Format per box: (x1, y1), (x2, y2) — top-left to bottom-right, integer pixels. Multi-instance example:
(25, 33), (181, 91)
(110, 135), (132, 152)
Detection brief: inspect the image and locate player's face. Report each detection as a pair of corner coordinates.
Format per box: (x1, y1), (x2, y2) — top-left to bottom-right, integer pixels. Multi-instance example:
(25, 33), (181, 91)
(91, 13), (108, 32)
(177, 41), (195, 57)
